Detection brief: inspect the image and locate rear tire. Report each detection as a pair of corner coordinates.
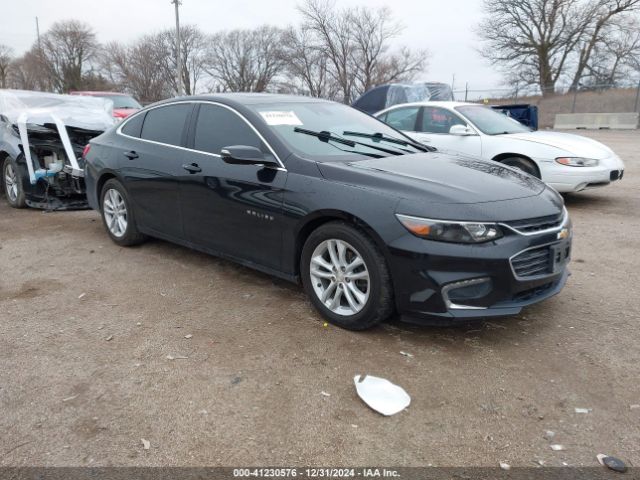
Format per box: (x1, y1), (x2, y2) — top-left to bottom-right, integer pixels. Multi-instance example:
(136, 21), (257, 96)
(2, 156), (26, 208)
(500, 156), (540, 178)
(301, 221), (394, 330)
(100, 178), (147, 246)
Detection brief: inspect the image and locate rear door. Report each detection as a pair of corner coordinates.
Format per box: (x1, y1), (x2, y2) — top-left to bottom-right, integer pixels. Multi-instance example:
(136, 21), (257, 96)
(118, 103), (194, 240)
(179, 103), (287, 270)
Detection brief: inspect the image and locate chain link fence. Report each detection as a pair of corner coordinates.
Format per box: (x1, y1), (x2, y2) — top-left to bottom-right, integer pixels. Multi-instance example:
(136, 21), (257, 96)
(453, 81), (640, 128)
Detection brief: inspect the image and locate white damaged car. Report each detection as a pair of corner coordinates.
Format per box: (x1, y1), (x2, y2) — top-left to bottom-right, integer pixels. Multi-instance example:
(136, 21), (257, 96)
(375, 101), (625, 193)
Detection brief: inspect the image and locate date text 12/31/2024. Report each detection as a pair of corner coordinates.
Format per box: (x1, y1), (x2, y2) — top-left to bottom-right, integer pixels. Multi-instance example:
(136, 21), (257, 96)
(233, 468), (400, 478)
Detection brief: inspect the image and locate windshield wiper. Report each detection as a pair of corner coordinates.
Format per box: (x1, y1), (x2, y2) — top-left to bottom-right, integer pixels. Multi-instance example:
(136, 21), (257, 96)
(293, 127), (356, 147)
(342, 131), (435, 152)
(294, 127), (405, 156)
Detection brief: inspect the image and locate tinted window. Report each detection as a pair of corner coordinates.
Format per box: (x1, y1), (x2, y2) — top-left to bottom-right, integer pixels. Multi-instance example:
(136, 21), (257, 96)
(121, 112), (145, 138)
(140, 104), (191, 146)
(384, 107), (419, 131)
(194, 104), (266, 155)
(419, 107), (466, 134)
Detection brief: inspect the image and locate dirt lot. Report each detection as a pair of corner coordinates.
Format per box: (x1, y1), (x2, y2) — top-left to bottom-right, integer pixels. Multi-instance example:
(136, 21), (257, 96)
(1, 130), (638, 468)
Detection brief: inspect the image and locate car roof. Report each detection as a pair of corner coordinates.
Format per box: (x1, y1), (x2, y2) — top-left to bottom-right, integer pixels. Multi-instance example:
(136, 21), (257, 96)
(159, 93), (334, 108)
(72, 91), (130, 97)
(380, 101), (481, 111)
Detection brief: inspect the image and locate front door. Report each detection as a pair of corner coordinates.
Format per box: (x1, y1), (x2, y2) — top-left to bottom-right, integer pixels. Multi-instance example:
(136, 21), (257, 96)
(412, 106), (482, 157)
(179, 103), (287, 271)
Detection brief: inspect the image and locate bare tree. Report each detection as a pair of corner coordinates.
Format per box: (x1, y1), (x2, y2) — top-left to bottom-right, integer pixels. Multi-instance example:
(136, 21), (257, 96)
(569, 0), (640, 89)
(100, 37), (173, 103)
(100, 26), (208, 101)
(582, 14), (640, 85)
(298, 0), (356, 102)
(39, 20), (99, 92)
(8, 47), (53, 91)
(478, 0), (590, 95)
(206, 26), (287, 92)
(360, 47), (428, 92)
(350, 6), (426, 94)
(478, 0), (640, 95)
(280, 26), (337, 97)
(297, 0), (428, 103)
(156, 25), (209, 95)
(0, 44), (13, 89)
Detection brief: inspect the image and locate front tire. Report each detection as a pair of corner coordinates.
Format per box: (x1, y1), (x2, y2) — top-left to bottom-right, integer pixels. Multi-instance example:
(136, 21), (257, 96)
(100, 178), (146, 246)
(500, 156), (540, 178)
(301, 221), (394, 330)
(2, 156), (26, 208)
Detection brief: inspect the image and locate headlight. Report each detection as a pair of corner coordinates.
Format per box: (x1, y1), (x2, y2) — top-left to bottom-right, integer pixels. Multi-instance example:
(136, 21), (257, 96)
(555, 157), (599, 167)
(396, 214), (503, 243)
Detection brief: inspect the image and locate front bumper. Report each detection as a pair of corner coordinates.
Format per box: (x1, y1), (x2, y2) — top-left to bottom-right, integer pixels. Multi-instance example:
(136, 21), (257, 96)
(387, 220), (572, 326)
(16, 154), (89, 210)
(543, 154), (625, 193)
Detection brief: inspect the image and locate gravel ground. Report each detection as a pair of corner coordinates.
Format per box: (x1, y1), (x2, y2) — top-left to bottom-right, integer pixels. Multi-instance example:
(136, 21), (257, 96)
(0, 130), (638, 468)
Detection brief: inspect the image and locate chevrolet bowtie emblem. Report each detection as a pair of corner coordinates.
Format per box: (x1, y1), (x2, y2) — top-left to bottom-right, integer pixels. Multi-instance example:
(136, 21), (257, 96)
(558, 228), (570, 240)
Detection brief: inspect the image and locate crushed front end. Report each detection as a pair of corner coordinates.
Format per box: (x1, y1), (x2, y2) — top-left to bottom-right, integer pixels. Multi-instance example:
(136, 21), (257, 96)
(0, 89), (115, 211)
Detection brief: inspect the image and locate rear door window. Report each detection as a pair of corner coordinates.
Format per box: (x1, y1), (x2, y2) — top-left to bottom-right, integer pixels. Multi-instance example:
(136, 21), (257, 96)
(140, 104), (192, 146)
(121, 112), (145, 138)
(384, 107), (420, 131)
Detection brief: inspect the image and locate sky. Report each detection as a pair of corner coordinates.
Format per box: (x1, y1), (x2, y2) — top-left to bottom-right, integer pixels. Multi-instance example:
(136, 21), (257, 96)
(0, 0), (504, 93)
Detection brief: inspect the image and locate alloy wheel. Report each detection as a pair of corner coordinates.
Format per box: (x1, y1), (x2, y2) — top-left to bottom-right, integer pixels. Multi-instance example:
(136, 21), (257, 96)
(309, 239), (370, 316)
(4, 162), (18, 202)
(103, 188), (128, 238)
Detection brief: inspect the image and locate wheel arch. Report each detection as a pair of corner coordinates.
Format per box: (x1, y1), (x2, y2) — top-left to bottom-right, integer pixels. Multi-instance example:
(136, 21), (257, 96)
(292, 209), (389, 277)
(492, 152), (541, 176)
(95, 171), (120, 209)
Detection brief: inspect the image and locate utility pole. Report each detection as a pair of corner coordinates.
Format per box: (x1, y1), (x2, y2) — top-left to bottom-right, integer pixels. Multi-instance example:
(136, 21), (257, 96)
(35, 17), (41, 51)
(171, 0), (183, 96)
(571, 83), (579, 113)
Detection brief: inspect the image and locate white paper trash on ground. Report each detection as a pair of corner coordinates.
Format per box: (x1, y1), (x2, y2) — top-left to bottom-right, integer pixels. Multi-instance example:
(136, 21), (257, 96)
(353, 375), (410, 416)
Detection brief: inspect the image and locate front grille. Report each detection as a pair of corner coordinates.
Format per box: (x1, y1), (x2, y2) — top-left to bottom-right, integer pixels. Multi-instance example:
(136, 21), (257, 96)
(511, 246), (553, 277)
(504, 212), (564, 234)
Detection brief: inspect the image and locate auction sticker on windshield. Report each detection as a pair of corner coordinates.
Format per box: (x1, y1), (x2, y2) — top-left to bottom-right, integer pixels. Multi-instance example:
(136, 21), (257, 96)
(260, 111), (303, 126)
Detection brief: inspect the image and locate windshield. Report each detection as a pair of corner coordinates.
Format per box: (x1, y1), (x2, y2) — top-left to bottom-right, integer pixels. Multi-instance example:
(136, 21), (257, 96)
(249, 102), (425, 161)
(455, 105), (531, 135)
(98, 95), (141, 110)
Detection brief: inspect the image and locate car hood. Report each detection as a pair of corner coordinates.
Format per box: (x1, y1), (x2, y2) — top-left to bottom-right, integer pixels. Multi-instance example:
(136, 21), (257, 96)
(503, 131), (614, 159)
(318, 152), (546, 205)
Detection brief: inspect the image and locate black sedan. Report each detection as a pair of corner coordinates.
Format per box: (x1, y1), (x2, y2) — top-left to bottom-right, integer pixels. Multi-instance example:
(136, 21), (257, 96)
(84, 94), (571, 330)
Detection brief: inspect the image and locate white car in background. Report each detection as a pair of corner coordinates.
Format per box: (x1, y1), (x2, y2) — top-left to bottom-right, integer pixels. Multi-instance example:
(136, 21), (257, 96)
(375, 101), (625, 193)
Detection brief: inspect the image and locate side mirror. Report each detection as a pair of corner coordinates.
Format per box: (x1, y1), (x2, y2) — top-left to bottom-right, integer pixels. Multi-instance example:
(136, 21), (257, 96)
(221, 145), (278, 168)
(449, 125), (476, 136)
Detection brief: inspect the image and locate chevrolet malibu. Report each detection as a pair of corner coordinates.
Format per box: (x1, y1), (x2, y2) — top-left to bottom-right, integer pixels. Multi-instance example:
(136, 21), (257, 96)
(84, 94), (571, 330)
(375, 101), (625, 193)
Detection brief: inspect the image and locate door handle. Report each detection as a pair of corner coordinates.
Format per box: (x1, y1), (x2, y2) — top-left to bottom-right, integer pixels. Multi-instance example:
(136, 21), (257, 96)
(183, 163), (202, 174)
(124, 151), (139, 160)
